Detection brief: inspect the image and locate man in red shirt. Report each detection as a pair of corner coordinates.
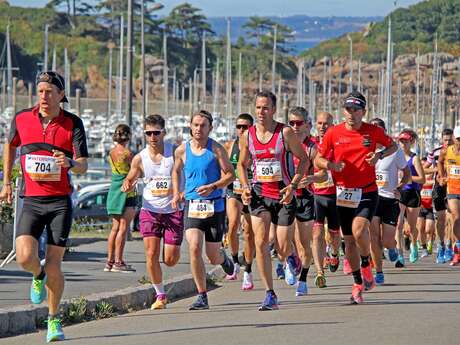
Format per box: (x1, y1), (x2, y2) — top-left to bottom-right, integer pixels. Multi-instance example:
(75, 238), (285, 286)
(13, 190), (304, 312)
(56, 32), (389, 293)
(315, 91), (397, 304)
(0, 71), (88, 342)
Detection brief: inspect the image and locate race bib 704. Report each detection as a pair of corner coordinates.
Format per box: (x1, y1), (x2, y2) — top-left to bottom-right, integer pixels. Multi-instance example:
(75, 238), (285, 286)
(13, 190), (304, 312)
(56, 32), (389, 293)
(25, 154), (61, 181)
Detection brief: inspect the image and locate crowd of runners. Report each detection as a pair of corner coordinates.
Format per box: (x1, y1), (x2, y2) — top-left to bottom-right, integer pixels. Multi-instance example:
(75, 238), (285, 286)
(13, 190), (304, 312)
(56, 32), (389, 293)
(1, 71), (459, 342)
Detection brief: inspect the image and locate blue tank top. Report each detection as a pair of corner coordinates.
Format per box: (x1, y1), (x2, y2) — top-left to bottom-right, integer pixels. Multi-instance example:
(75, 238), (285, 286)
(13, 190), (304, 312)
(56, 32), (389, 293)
(184, 138), (224, 211)
(403, 153), (422, 191)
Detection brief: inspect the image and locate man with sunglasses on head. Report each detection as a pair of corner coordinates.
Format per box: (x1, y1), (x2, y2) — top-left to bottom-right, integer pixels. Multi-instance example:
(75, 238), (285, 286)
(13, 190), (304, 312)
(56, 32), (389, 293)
(172, 110), (235, 310)
(224, 113), (256, 290)
(0, 71), (88, 342)
(121, 114), (184, 310)
(238, 91), (308, 311)
(315, 91), (397, 304)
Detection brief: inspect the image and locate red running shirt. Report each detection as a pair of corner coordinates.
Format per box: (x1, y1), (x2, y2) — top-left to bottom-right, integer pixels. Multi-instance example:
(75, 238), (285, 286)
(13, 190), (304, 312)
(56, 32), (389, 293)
(318, 122), (393, 193)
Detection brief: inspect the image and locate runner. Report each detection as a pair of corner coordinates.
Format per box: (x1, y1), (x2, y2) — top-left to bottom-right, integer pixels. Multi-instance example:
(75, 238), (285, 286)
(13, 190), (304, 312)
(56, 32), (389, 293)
(311, 111), (343, 286)
(437, 126), (460, 266)
(395, 129), (425, 265)
(224, 113), (256, 290)
(172, 110), (235, 310)
(425, 129), (453, 263)
(417, 157), (436, 258)
(315, 91), (397, 304)
(121, 114), (184, 309)
(105, 124), (137, 273)
(369, 118), (410, 284)
(0, 71), (88, 342)
(287, 107), (318, 296)
(238, 91), (308, 310)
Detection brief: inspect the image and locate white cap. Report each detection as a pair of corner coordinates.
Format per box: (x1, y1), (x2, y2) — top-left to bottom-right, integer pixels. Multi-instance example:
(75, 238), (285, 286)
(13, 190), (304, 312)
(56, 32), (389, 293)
(454, 126), (460, 139)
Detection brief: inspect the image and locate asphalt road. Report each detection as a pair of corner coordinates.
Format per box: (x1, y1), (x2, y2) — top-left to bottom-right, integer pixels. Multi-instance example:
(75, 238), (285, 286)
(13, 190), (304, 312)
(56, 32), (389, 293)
(3, 256), (459, 345)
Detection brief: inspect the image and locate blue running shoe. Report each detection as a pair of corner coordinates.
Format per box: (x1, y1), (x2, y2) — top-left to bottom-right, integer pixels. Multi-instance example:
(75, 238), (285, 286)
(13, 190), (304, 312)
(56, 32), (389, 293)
(189, 294), (209, 310)
(395, 254), (405, 268)
(46, 317), (65, 342)
(409, 243), (418, 263)
(445, 247), (454, 262)
(258, 291), (278, 311)
(284, 257), (298, 286)
(375, 272), (385, 285)
(30, 275), (47, 304)
(295, 281), (308, 296)
(388, 248), (399, 262)
(436, 246), (446, 264)
(276, 263), (285, 280)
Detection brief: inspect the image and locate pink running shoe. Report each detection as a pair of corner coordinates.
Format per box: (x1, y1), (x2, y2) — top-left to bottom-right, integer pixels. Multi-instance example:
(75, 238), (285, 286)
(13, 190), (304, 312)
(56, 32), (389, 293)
(350, 283), (363, 304)
(225, 263), (240, 280)
(242, 272), (254, 290)
(360, 265), (376, 291)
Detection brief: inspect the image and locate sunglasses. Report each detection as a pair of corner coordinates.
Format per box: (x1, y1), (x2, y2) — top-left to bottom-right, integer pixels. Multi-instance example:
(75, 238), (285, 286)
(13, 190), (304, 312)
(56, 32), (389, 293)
(289, 120), (305, 127)
(236, 124), (249, 130)
(144, 130), (163, 136)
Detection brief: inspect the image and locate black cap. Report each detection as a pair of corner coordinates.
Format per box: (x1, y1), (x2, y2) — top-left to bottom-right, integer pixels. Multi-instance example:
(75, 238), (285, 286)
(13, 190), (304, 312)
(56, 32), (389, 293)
(343, 91), (366, 110)
(36, 71), (69, 103)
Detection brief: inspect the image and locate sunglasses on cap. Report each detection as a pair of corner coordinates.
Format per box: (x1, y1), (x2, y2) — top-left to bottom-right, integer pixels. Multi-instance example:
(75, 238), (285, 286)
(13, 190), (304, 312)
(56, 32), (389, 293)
(144, 130), (163, 136)
(236, 124), (249, 130)
(289, 120), (305, 127)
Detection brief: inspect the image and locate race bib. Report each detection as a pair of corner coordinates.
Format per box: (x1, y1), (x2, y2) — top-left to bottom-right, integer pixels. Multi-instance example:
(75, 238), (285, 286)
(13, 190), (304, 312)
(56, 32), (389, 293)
(233, 179), (251, 194)
(255, 160), (282, 183)
(336, 186), (362, 208)
(375, 170), (389, 189)
(188, 200), (214, 219)
(449, 165), (460, 179)
(25, 154), (61, 181)
(421, 188), (432, 199)
(148, 176), (172, 197)
(314, 170), (334, 189)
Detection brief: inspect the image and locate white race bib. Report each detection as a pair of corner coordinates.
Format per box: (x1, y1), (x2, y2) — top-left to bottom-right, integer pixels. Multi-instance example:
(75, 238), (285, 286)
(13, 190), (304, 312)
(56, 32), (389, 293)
(188, 200), (214, 219)
(314, 170), (334, 189)
(449, 165), (460, 179)
(148, 176), (172, 197)
(336, 186), (362, 208)
(255, 160), (282, 183)
(25, 154), (61, 181)
(421, 189), (432, 199)
(233, 179), (251, 195)
(375, 170), (389, 189)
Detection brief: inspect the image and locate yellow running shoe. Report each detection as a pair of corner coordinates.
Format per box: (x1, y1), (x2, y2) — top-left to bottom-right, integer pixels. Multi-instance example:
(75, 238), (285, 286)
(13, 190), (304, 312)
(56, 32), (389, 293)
(151, 294), (167, 310)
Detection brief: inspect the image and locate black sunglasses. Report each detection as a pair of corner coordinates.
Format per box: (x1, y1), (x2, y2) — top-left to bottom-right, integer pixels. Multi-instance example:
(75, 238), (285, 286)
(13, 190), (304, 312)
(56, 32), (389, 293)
(236, 124), (249, 130)
(144, 130), (163, 136)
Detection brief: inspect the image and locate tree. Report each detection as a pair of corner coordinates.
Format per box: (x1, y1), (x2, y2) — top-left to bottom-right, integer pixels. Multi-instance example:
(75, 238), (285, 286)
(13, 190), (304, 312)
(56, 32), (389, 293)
(47, 0), (94, 29)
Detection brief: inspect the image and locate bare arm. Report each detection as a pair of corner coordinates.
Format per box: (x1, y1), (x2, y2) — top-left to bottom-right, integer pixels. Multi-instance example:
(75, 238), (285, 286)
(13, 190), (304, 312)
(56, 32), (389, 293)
(284, 127), (308, 186)
(237, 131), (252, 205)
(121, 154), (143, 192)
(171, 144), (185, 209)
(398, 166), (412, 189)
(437, 148), (448, 186)
(0, 142), (17, 204)
(412, 155), (426, 185)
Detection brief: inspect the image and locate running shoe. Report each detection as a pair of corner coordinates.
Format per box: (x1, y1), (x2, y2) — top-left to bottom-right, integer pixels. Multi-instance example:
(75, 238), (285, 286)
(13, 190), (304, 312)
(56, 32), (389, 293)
(420, 248), (429, 258)
(445, 247), (454, 262)
(103, 261), (114, 272)
(30, 275), (47, 304)
(404, 236), (411, 251)
(343, 258), (352, 275)
(395, 254), (405, 268)
(314, 272), (327, 288)
(436, 246), (446, 264)
(285, 257), (298, 286)
(450, 253), (460, 266)
(189, 294), (209, 310)
(258, 291), (278, 311)
(323, 256), (330, 269)
(329, 256), (340, 272)
(225, 263), (240, 281)
(361, 265), (375, 291)
(374, 272), (385, 286)
(387, 248), (399, 262)
(427, 241), (433, 255)
(276, 263), (285, 280)
(409, 243), (418, 263)
(111, 261), (136, 273)
(242, 272), (254, 290)
(296, 281), (308, 296)
(350, 283), (363, 304)
(46, 317), (64, 342)
(151, 293), (167, 310)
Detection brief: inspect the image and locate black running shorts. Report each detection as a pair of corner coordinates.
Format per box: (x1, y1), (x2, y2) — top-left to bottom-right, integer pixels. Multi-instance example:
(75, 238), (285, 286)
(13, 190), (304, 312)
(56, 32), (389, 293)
(374, 196), (400, 226)
(184, 200), (225, 243)
(249, 191), (295, 226)
(337, 191), (379, 236)
(314, 193), (340, 231)
(400, 189), (421, 208)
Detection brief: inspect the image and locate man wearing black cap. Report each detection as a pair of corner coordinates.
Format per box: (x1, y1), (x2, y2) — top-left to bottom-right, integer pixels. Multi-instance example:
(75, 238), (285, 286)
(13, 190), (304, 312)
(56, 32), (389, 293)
(315, 91), (397, 304)
(0, 71), (88, 342)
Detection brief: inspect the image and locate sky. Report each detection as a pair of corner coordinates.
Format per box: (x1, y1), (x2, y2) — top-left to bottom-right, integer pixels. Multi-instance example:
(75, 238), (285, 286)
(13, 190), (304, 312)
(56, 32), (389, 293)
(10, 0), (423, 17)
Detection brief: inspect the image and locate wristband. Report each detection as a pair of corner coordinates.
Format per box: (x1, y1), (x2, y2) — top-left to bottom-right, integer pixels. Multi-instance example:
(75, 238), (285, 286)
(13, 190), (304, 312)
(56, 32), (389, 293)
(290, 182), (298, 189)
(68, 159), (76, 169)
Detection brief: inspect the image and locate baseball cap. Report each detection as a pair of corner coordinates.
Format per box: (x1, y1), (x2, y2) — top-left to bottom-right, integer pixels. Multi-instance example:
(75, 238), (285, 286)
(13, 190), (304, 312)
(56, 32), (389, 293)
(36, 71), (69, 103)
(343, 91), (366, 110)
(398, 132), (412, 141)
(454, 126), (460, 139)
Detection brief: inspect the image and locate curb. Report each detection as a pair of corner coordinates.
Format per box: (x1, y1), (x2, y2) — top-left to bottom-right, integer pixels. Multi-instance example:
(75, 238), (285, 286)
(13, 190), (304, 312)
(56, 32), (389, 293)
(0, 266), (226, 338)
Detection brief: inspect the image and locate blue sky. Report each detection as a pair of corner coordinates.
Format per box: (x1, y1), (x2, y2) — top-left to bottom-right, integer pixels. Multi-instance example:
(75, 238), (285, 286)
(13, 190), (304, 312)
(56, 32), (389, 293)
(10, 0), (423, 17)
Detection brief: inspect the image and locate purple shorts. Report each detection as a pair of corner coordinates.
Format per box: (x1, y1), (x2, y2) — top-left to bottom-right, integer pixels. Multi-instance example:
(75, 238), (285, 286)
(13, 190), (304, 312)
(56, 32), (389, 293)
(139, 209), (184, 246)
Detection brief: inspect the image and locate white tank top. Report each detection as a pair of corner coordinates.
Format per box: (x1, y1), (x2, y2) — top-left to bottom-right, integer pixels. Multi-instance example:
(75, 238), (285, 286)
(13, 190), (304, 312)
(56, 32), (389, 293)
(140, 143), (182, 213)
